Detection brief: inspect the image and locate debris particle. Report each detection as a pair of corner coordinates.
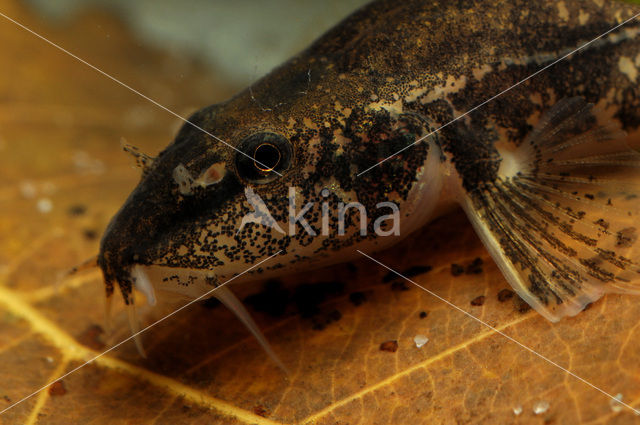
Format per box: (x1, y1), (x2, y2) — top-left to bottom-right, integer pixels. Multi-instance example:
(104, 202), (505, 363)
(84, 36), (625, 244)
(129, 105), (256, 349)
(413, 334), (428, 348)
(533, 400), (549, 415)
(419, 311), (428, 319)
(497, 289), (515, 302)
(48, 381), (67, 396)
(380, 340), (398, 353)
(19, 181), (36, 199)
(466, 257), (484, 274)
(513, 405), (523, 415)
(451, 263), (464, 276)
(67, 204), (87, 216)
(470, 295), (485, 306)
(83, 229), (98, 240)
(45, 356), (54, 364)
(349, 291), (366, 306)
(402, 265), (432, 278)
(36, 198), (53, 214)
(3, 395), (11, 403)
(253, 405), (269, 417)
(610, 393), (624, 413)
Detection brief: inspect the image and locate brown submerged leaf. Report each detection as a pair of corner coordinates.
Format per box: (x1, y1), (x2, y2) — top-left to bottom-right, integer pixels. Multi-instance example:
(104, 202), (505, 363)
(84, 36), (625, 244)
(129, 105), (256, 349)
(1, 2), (640, 424)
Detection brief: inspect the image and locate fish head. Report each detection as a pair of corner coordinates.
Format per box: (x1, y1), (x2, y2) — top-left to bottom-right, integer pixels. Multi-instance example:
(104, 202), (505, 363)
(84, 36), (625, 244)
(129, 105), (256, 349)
(98, 60), (448, 306)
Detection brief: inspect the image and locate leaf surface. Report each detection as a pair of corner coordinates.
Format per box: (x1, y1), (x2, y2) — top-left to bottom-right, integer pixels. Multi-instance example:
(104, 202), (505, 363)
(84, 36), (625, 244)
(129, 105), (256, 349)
(1, 2), (640, 424)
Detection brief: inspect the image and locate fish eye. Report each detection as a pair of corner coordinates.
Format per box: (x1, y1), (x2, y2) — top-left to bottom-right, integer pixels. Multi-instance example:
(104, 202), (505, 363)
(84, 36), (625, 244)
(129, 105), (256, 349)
(253, 143), (281, 172)
(235, 132), (292, 183)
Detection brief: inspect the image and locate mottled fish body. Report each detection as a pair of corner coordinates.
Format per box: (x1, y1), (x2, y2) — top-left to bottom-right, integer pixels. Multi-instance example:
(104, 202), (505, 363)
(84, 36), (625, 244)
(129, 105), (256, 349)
(98, 0), (640, 359)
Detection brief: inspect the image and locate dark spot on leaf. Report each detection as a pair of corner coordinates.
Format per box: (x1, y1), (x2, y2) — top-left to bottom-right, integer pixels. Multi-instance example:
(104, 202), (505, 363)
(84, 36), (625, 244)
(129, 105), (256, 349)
(380, 340), (398, 352)
(67, 204), (87, 216)
(201, 297), (221, 309)
(466, 257), (484, 274)
(83, 229), (98, 240)
(328, 309), (342, 322)
(253, 405), (269, 417)
(48, 381), (66, 396)
(497, 289), (515, 302)
(470, 295), (485, 306)
(391, 281), (410, 291)
(294, 280), (345, 318)
(514, 296), (532, 314)
(451, 263), (464, 276)
(76, 324), (105, 350)
(349, 291), (366, 306)
(382, 271), (397, 283)
(244, 280), (289, 317)
(402, 265), (432, 278)
(311, 309), (342, 331)
(419, 311), (428, 319)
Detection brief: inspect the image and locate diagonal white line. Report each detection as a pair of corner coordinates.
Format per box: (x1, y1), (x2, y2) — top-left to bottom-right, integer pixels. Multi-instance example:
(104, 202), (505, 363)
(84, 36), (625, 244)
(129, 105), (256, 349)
(356, 11), (640, 177)
(0, 250), (282, 415)
(0, 11), (282, 176)
(356, 249), (640, 415)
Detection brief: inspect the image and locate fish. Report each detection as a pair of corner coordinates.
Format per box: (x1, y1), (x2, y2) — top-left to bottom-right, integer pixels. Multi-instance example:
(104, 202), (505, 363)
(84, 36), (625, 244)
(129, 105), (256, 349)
(97, 0), (640, 365)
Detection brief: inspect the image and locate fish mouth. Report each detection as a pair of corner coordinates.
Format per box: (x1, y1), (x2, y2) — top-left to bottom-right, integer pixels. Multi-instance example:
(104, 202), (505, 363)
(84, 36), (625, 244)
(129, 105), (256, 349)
(128, 264), (220, 305)
(103, 264), (220, 358)
(120, 263), (287, 372)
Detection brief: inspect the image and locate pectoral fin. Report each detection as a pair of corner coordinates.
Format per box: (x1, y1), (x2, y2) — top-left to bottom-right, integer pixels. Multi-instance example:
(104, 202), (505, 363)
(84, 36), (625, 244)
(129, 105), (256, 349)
(461, 97), (640, 321)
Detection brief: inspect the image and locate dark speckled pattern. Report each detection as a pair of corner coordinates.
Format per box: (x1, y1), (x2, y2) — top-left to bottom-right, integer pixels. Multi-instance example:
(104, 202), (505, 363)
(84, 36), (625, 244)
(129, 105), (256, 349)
(98, 0), (640, 311)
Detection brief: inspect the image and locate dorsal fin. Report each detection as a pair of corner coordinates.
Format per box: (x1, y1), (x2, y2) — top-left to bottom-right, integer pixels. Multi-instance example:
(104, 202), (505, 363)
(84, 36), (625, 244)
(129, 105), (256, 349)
(461, 97), (640, 321)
